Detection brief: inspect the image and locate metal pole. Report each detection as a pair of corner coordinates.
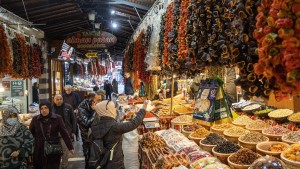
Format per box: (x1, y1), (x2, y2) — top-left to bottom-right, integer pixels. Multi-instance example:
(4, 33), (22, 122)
(127, 19), (135, 31)
(170, 69), (174, 117)
(134, 7), (142, 21)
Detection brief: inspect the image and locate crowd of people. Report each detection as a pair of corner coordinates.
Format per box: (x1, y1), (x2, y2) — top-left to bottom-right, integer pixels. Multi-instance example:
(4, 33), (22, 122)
(0, 83), (149, 169)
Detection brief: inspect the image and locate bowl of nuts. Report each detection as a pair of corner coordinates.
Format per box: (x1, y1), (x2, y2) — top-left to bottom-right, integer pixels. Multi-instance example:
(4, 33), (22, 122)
(280, 144), (300, 169)
(256, 141), (289, 158)
(188, 128), (210, 145)
(268, 109), (293, 123)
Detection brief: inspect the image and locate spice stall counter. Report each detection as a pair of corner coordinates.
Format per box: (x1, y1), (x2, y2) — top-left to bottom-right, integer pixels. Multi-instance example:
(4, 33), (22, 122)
(236, 112), (300, 131)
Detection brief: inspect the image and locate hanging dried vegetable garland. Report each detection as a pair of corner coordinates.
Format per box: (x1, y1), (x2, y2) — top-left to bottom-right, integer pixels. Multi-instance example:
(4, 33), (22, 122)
(11, 36), (23, 78)
(140, 28), (152, 83)
(254, 0), (300, 101)
(133, 32), (144, 89)
(177, 0), (189, 62)
(0, 25), (12, 77)
(27, 45), (33, 77)
(163, 3), (174, 66)
(32, 44), (42, 78)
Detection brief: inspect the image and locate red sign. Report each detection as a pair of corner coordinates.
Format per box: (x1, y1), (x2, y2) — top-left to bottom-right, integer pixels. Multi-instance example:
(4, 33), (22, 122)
(66, 31), (117, 49)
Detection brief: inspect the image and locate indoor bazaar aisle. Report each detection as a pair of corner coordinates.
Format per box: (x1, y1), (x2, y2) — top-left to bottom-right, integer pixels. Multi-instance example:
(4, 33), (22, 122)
(67, 140), (85, 169)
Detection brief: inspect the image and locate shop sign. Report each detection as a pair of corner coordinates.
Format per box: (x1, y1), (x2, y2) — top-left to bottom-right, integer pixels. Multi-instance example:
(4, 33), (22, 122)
(11, 81), (24, 97)
(66, 31), (117, 49)
(2, 81), (10, 90)
(85, 52), (98, 58)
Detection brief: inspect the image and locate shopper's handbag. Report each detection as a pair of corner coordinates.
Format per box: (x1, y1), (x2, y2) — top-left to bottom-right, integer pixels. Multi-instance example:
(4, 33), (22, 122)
(39, 122), (63, 156)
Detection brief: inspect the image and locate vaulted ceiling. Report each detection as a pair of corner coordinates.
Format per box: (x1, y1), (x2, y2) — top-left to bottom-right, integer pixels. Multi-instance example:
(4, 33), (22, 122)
(0, 0), (156, 61)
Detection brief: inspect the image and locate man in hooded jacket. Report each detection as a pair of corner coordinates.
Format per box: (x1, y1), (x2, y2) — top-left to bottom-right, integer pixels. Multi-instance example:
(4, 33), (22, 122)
(90, 100), (148, 169)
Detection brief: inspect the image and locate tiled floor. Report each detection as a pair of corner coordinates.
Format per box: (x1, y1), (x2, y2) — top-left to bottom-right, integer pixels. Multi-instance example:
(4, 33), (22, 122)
(67, 140), (85, 169)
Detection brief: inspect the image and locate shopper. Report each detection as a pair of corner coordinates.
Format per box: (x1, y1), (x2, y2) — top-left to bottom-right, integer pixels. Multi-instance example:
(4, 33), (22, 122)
(112, 79), (118, 94)
(29, 101), (75, 169)
(93, 83), (99, 92)
(63, 85), (81, 140)
(52, 94), (77, 169)
(0, 107), (34, 169)
(104, 80), (112, 100)
(32, 82), (39, 103)
(90, 100), (148, 169)
(124, 73), (134, 95)
(77, 90), (105, 169)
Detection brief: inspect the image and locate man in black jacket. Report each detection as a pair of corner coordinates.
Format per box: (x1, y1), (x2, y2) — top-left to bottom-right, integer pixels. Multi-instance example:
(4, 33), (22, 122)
(77, 90), (105, 169)
(52, 94), (76, 169)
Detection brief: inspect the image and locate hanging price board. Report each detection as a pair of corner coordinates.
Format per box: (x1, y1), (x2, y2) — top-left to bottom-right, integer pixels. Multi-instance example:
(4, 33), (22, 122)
(85, 52), (98, 58)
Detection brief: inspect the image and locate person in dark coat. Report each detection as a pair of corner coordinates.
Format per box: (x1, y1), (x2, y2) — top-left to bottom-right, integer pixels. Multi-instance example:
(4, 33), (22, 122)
(62, 85), (81, 111)
(29, 101), (75, 169)
(124, 73), (134, 95)
(77, 90), (105, 169)
(112, 79), (118, 94)
(52, 94), (76, 169)
(0, 107), (34, 169)
(91, 100), (148, 169)
(32, 82), (39, 103)
(104, 80), (112, 100)
(62, 85), (81, 140)
(93, 84), (99, 92)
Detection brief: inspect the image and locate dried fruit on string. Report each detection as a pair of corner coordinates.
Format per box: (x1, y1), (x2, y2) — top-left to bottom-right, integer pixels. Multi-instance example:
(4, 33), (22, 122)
(177, 0), (189, 62)
(163, 3), (174, 66)
(0, 25), (12, 77)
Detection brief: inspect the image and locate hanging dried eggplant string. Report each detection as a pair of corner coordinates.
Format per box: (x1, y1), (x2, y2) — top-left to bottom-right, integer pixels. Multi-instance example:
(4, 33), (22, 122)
(231, 0), (265, 100)
(12, 37), (23, 77)
(168, 0), (181, 72)
(140, 27), (152, 83)
(0, 24), (13, 77)
(27, 44), (33, 78)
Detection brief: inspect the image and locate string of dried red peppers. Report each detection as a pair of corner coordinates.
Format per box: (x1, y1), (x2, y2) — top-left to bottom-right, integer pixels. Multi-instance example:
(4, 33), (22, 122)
(0, 25), (12, 77)
(163, 3), (174, 66)
(177, 0), (189, 62)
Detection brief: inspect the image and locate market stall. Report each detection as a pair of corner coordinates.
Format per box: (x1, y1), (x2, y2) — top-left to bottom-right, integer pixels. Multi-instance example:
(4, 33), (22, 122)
(118, 0), (300, 168)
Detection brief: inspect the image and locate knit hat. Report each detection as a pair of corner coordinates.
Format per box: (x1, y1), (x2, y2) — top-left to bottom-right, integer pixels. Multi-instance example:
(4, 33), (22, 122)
(95, 100), (117, 119)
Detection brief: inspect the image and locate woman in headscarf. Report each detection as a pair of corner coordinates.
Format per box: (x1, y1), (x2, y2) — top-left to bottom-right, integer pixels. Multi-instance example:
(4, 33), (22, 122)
(29, 101), (75, 169)
(0, 106), (34, 169)
(90, 100), (148, 169)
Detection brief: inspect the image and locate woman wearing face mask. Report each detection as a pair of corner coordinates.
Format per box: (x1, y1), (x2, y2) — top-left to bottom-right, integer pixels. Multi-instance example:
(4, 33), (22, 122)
(0, 107), (34, 169)
(90, 100), (149, 169)
(29, 101), (75, 169)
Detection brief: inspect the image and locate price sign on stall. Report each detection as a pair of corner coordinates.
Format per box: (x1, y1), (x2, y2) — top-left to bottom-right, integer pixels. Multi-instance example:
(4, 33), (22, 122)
(11, 81), (24, 97)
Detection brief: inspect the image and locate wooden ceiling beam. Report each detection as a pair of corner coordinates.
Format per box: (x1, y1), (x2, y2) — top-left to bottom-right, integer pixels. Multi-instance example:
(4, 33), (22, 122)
(44, 22), (88, 32)
(29, 6), (78, 19)
(45, 23), (87, 34)
(41, 20), (85, 30)
(32, 9), (81, 22)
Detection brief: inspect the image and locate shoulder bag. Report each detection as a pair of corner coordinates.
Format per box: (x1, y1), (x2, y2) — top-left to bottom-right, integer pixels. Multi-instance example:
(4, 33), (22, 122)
(39, 122), (63, 156)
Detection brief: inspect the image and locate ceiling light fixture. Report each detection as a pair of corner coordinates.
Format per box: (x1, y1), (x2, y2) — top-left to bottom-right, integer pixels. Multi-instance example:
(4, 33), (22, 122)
(94, 22), (101, 29)
(112, 22), (117, 28)
(111, 10), (115, 15)
(88, 10), (96, 22)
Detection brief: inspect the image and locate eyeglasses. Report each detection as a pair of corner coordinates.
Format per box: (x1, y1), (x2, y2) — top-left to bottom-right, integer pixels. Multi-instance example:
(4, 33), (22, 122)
(9, 113), (18, 118)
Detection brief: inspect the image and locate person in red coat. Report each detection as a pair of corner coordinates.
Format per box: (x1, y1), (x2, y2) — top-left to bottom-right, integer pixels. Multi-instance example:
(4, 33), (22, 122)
(29, 101), (75, 169)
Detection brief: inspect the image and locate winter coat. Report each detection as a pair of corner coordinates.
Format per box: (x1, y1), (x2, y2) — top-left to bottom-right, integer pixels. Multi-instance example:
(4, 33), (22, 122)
(77, 99), (96, 143)
(62, 92), (81, 110)
(29, 113), (74, 169)
(112, 81), (118, 94)
(52, 103), (77, 135)
(124, 77), (134, 95)
(0, 124), (34, 169)
(104, 83), (113, 94)
(90, 109), (146, 169)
